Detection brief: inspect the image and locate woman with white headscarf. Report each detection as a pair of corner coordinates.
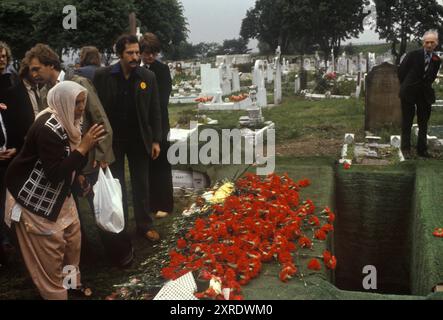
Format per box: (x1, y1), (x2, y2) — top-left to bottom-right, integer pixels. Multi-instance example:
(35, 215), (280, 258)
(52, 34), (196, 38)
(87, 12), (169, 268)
(3, 81), (104, 300)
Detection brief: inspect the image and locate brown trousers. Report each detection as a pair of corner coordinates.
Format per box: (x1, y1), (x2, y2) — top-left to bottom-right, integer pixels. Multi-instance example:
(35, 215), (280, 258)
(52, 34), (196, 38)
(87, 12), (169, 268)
(15, 214), (81, 300)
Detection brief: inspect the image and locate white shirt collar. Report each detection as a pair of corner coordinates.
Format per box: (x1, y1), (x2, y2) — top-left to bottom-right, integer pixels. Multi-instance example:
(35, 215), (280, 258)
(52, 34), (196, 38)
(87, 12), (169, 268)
(57, 70), (65, 83)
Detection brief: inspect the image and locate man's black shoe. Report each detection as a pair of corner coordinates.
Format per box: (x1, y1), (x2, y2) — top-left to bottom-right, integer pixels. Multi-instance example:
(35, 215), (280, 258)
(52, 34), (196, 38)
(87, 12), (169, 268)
(418, 151), (432, 158)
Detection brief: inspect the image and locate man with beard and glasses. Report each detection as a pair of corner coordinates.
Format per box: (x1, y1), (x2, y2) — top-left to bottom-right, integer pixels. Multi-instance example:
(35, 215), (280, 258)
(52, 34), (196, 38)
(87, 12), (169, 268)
(93, 34), (162, 247)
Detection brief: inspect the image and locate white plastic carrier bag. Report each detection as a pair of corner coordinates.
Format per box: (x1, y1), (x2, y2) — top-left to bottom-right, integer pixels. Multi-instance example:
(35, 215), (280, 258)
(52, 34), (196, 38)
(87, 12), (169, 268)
(93, 167), (125, 233)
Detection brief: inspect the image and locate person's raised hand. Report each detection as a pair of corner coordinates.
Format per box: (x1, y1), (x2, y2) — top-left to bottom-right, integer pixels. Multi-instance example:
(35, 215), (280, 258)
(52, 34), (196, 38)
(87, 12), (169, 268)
(77, 124), (105, 156)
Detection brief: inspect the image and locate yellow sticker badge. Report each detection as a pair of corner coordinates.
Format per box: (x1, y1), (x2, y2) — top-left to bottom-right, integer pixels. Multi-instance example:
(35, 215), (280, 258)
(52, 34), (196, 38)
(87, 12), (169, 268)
(140, 82), (147, 90)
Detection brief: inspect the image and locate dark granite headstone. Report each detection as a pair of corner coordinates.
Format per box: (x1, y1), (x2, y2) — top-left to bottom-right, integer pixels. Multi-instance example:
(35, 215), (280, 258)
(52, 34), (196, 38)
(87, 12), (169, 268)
(365, 62), (402, 130)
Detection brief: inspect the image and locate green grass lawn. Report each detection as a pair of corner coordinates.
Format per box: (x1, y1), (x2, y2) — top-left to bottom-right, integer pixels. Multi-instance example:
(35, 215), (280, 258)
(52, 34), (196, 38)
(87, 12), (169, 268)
(170, 95), (443, 146)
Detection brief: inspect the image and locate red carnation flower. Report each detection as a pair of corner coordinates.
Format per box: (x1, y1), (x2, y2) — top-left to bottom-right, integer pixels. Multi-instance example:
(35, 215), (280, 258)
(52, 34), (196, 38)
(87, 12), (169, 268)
(177, 238), (187, 249)
(279, 264), (297, 282)
(309, 216), (320, 226)
(298, 236), (313, 249)
(307, 258), (321, 271)
(323, 250), (332, 262)
(298, 179), (311, 188)
(321, 224), (334, 233)
(433, 228), (443, 238)
(315, 229), (327, 240)
(343, 162), (351, 170)
(322, 250), (337, 270)
(325, 256), (337, 270)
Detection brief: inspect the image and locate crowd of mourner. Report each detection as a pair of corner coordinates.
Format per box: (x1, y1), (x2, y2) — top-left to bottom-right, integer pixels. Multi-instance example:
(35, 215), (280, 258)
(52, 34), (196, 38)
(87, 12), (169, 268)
(0, 33), (174, 299)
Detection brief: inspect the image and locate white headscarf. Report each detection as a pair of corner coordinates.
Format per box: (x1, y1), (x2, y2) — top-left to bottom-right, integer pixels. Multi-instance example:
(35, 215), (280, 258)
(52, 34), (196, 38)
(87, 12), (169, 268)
(37, 81), (87, 150)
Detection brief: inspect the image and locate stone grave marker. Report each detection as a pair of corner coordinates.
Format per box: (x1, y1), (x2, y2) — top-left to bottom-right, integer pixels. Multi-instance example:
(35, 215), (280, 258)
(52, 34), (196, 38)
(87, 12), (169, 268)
(274, 48), (282, 105)
(365, 63), (402, 130)
(201, 63), (222, 96)
(294, 75), (301, 93)
(253, 61), (268, 107)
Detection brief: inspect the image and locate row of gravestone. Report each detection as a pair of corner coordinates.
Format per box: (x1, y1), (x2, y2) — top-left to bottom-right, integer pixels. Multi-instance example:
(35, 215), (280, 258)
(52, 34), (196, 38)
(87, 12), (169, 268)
(302, 52), (394, 75)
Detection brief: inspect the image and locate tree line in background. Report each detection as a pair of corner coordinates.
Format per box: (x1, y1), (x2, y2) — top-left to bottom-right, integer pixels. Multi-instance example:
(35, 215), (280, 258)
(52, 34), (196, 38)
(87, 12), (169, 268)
(241, 0), (443, 65)
(0, 0), (188, 63)
(1, 0), (443, 65)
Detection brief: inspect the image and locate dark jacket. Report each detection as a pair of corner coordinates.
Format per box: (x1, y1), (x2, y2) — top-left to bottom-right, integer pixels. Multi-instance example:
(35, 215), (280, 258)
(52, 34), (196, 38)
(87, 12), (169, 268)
(398, 49), (441, 104)
(2, 81), (37, 155)
(6, 113), (87, 222)
(93, 63), (162, 154)
(146, 60), (172, 141)
(0, 66), (19, 97)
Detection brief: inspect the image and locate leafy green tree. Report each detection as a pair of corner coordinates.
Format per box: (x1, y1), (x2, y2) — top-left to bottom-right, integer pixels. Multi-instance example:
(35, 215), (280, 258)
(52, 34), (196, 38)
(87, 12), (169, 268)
(134, 0), (188, 58)
(240, 0), (292, 53)
(308, 0), (369, 64)
(241, 0), (369, 61)
(173, 41), (197, 60)
(374, 0), (443, 64)
(221, 38), (251, 54)
(1, 0), (188, 64)
(194, 42), (222, 58)
(0, 0), (40, 60)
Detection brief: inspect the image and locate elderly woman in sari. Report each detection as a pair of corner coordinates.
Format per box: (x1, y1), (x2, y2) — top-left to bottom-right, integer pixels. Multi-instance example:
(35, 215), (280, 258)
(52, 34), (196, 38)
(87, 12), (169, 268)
(4, 81), (104, 300)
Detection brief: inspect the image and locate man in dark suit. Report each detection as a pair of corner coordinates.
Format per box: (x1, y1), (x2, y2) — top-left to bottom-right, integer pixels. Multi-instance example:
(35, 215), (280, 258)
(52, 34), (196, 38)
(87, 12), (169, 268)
(3, 62), (43, 153)
(398, 29), (441, 158)
(94, 34), (162, 243)
(140, 33), (173, 219)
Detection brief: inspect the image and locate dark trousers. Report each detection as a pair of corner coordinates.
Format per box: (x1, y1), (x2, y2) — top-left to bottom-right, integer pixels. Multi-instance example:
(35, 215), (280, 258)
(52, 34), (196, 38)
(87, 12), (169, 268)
(401, 93), (432, 153)
(149, 140), (173, 213)
(74, 171), (133, 267)
(110, 139), (153, 234)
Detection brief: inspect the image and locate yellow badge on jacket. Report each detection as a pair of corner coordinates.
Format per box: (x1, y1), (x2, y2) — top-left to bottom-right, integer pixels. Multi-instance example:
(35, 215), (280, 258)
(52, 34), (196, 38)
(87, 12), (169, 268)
(140, 82), (147, 90)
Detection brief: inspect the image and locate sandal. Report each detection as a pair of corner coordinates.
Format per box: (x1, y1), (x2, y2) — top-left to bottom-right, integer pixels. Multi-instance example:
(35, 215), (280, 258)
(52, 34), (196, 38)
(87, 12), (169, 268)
(155, 211), (169, 219)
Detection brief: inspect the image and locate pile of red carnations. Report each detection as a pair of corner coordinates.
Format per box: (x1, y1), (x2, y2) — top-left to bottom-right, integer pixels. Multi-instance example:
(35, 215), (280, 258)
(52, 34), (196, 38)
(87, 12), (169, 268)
(161, 173), (337, 300)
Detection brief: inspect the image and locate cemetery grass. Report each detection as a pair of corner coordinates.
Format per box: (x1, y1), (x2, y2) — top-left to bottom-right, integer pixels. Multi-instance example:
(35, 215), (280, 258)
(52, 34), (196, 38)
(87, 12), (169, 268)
(169, 96), (443, 158)
(170, 96), (364, 158)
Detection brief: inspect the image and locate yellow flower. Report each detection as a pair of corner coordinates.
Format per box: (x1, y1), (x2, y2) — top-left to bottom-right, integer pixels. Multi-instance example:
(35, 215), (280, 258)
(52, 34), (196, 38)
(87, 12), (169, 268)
(140, 82), (147, 90)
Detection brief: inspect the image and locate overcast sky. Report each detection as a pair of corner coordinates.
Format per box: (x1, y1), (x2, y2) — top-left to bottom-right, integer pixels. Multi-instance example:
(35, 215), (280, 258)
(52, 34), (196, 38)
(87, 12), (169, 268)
(180, 0), (384, 50)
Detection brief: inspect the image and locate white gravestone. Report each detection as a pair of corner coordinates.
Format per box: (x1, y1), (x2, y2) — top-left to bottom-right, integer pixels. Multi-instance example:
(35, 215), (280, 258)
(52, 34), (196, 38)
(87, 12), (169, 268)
(295, 76), (301, 93)
(219, 63), (232, 96)
(201, 64), (222, 96)
(274, 47), (282, 105)
(253, 60), (267, 107)
(231, 68), (241, 93)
